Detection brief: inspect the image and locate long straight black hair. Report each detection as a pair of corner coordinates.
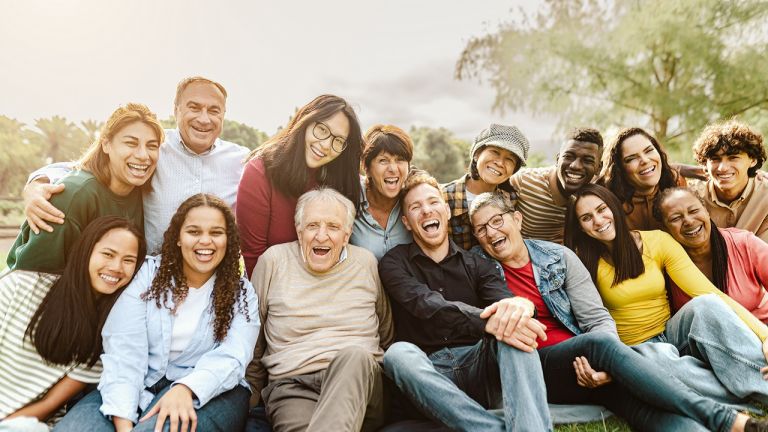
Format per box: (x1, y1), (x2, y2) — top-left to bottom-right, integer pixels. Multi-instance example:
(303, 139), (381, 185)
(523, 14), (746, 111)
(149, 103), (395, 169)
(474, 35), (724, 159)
(248, 94), (363, 210)
(564, 184), (645, 286)
(26, 216), (146, 367)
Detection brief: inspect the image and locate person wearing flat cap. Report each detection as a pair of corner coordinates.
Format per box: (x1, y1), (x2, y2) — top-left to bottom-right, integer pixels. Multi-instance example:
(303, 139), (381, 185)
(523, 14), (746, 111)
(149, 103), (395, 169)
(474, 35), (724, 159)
(442, 123), (529, 250)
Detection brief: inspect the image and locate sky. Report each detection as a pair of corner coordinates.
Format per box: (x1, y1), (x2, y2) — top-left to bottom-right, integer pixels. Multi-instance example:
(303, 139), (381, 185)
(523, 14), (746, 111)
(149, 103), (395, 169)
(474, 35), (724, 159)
(0, 0), (557, 146)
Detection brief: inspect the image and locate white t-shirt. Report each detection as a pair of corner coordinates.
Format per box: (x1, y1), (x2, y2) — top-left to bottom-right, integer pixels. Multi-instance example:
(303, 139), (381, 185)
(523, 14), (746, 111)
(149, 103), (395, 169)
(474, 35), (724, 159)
(169, 276), (215, 360)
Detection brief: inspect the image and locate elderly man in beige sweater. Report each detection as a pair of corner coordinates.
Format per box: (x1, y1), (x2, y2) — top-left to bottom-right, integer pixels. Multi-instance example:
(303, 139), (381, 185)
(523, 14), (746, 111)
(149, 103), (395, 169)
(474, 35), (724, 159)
(246, 187), (394, 432)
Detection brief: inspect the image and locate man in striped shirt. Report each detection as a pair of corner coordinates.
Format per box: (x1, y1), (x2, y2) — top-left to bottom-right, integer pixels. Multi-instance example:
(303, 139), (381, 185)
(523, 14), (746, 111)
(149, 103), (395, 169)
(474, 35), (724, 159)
(511, 128), (603, 244)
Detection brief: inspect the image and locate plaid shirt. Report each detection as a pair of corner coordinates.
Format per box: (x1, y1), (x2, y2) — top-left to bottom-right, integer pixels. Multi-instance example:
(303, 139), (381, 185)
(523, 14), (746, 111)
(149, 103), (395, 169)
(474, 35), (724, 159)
(441, 175), (476, 250)
(442, 174), (519, 251)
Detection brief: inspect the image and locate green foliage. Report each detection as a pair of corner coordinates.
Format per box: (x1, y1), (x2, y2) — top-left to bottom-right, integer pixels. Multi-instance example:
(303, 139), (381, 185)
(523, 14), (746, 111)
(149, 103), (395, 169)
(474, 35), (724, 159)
(31, 115), (89, 161)
(409, 126), (470, 183)
(0, 116), (45, 197)
(221, 120), (270, 150)
(456, 0), (768, 152)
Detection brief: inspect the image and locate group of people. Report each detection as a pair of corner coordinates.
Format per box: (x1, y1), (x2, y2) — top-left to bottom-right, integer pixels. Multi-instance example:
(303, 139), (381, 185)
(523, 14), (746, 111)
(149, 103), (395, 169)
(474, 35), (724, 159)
(1, 75), (767, 432)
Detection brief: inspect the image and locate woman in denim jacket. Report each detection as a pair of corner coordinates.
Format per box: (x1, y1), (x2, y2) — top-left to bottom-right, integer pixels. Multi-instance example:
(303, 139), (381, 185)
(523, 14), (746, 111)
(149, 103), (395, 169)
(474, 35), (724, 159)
(56, 194), (259, 432)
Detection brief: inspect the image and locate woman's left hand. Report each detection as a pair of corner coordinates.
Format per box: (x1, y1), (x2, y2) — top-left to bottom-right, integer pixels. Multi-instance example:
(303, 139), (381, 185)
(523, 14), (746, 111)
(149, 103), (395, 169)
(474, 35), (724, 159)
(139, 384), (197, 432)
(573, 356), (612, 388)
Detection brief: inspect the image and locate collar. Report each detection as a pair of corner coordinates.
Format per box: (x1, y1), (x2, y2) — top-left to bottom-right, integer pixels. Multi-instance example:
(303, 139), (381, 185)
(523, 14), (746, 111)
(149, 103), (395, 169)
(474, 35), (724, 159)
(707, 177), (754, 208)
(407, 238), (461, 261)
(547, 167), (569, 207)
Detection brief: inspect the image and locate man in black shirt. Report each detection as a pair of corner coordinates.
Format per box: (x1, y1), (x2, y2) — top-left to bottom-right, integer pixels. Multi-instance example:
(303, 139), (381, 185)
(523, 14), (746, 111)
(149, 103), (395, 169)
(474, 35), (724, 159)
(379, 171), (552, 432)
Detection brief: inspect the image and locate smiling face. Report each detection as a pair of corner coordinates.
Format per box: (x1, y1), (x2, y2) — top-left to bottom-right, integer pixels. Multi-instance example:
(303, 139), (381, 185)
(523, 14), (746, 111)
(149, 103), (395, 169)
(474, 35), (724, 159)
(297, 200), (351, 273)
(179, 206), (227, 287)
(101, 121), (160, 196)
(401, 183), (451, 252)
(304, 111), (350, 169)
(88, 228), (140, 295)
(620, 134), (662, 194)
(474, 145), (519, 186)
(557, 139), (601, 195)
(660, 190), (712, 250)
(705, 149), (757, 201)
(367, 150), (410, 200)
(575, 194), (617, 245)
(471, 204), (525, 265)
(175, 82), (226, 154)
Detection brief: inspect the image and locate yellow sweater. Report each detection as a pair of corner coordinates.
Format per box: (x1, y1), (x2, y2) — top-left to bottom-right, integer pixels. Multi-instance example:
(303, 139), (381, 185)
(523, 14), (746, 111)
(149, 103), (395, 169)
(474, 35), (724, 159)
(596, 230), (768, 345)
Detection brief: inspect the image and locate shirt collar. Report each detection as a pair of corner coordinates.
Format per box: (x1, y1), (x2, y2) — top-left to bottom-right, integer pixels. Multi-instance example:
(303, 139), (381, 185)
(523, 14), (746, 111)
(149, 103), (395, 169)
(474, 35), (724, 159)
(407, 238), (461, 261)
(707, 177), (754, 208)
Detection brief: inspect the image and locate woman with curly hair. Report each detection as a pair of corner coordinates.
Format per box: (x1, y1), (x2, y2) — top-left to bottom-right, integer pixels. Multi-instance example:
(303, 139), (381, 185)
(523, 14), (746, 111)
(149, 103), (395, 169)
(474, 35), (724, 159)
(237, 94), (364, 276)
(56, 194), (259, 432)
(599, 127), (684, 231)
(0, 217), (144, 426)
(565, 184), (768, 406)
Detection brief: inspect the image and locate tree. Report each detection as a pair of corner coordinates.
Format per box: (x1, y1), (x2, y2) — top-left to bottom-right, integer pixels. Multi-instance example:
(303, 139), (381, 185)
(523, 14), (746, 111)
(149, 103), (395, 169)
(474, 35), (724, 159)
(80, 119), (104, 145)
(221, 120), (270, 150)
(457, 0), (768, 158)
(0, 116), (44, 197)
(410, 126), (469, 183)
(31, 116), (89, 162)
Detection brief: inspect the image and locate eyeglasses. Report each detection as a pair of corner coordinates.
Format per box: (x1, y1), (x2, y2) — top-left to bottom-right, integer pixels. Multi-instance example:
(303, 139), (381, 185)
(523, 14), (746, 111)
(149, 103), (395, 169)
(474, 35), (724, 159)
(473, 211), (512, 238)
(312, 122), (347, 153)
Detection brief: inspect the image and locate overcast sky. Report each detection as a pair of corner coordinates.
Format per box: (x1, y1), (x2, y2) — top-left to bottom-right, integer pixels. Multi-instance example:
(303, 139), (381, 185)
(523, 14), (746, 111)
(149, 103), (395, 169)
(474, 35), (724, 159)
(0, 0), (557, 145)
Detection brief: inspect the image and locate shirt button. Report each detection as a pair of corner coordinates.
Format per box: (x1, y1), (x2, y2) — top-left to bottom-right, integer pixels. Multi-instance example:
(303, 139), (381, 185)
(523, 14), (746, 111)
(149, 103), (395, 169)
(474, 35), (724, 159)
(438, 288), (444, 292)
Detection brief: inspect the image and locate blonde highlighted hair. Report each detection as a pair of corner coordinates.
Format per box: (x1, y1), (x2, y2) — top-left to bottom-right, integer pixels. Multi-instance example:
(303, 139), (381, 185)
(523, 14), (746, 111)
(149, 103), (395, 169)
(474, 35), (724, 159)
(77, 103), (164, 187)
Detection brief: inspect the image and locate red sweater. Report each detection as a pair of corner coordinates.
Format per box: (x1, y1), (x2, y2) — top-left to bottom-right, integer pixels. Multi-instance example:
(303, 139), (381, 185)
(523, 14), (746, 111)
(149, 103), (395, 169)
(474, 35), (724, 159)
(237, 158), (316, 277)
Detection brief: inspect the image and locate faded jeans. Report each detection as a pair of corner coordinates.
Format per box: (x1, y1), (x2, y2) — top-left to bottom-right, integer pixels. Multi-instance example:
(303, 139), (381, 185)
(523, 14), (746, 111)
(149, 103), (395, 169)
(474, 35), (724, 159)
(383, 338), (552, 432)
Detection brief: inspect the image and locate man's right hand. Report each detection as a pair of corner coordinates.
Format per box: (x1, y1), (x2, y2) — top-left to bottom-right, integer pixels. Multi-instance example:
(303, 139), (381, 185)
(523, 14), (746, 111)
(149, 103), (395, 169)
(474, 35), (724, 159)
(23, 180), (65, 234)
(494, 316), (547, 353)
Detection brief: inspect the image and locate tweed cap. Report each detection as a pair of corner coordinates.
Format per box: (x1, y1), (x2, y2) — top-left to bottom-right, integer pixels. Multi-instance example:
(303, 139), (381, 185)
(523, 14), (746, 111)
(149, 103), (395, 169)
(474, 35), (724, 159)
(470, 123), (529, 167)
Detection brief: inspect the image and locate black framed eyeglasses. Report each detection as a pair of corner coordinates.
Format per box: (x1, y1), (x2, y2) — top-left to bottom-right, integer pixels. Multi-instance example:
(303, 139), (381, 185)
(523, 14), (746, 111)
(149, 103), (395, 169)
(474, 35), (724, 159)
(473, 210), (512, 238)
(312, 122), (347, 153)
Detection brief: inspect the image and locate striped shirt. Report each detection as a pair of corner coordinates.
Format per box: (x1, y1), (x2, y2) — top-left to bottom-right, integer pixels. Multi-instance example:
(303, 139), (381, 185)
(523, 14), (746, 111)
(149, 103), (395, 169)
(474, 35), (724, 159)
(0, 270), (101, 419)
(510, 166), (569, 244)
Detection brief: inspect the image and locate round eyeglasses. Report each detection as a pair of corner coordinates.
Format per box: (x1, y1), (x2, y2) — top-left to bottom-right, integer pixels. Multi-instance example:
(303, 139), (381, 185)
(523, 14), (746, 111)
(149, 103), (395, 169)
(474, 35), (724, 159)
(312, 122), (347, 153)
(473, 210), (512, 238)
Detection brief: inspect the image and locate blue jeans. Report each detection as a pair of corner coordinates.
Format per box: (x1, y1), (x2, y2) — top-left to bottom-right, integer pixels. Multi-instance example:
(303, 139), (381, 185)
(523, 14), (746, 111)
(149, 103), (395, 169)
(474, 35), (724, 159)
(383, 338), (552, 432)
(658, 294), (768, 405)
(53, 379), (250, 431)
(539, 331), (737, 432)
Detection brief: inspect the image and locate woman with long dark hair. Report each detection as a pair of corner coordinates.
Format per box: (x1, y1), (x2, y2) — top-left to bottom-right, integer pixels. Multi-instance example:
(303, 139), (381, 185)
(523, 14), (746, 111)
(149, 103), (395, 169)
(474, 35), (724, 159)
(655, 187), (768, 320)
(565, 184), (768, 405)
(56, 194), (259, 432)
(237, 95), (363, 276)
(599, 127), (684, 231)
(7, 103), (163, 273)
(0, 216), (145, 424)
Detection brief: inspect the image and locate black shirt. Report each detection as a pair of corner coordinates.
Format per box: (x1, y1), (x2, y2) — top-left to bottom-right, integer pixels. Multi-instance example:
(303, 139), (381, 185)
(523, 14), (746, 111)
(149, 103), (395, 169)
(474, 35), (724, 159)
(379, 240), (511, 354)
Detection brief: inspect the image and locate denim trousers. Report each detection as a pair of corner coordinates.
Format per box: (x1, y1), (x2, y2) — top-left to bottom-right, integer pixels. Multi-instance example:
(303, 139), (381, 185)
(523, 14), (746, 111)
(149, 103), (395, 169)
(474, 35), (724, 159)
(53, 378), (250, 432)
(539, 331), (735, 432)
(383, 338), (553, 432)
(653, 294), (768, 405)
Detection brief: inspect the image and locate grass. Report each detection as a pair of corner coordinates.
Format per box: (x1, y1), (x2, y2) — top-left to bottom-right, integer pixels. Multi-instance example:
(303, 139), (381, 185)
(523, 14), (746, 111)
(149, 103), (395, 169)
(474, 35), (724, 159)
(555, 417), (629, 432)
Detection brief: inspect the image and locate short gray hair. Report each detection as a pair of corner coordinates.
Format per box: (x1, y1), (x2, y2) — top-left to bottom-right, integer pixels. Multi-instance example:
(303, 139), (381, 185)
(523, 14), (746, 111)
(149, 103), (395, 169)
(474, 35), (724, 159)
(469, 191), (516, 219)
(294, 187), (356, 231)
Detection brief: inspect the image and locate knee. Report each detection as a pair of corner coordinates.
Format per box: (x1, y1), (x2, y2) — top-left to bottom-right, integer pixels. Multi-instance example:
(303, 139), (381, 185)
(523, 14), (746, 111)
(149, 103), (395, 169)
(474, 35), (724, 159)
(383, 342), (427, 373)
(335, 345), (377, 369)
(685, 294), (727, 318)
(581, 331), (622, 348)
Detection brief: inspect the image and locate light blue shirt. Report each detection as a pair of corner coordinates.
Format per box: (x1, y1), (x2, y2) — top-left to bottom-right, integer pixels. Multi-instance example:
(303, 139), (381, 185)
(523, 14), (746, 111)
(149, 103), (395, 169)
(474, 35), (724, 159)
(29, 129), (249, 255)
(97, 256), (260, 423)
(350, 184), (412, 260)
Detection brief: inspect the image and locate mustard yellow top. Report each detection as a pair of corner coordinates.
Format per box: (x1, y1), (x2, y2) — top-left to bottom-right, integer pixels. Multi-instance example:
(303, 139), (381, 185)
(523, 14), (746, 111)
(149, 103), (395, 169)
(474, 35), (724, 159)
(596, 230), (768, 345)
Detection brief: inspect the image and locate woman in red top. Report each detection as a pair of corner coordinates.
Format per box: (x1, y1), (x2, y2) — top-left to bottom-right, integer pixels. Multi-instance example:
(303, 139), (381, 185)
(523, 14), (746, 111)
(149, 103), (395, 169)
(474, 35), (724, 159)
(655, 187), (768, 321)
(236, 95), (364, 277)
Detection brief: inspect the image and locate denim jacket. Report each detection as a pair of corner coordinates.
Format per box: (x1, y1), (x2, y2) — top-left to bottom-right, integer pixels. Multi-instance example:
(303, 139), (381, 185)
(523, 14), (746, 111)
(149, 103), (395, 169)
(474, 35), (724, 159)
(471, 239), (616, 336)
(98, 256), (260, 423)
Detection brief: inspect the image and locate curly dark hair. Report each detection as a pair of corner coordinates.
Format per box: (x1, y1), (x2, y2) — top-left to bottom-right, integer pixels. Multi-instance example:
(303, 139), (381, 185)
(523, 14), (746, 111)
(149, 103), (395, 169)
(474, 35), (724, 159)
(142, 193), (250, 342)
(692, 120), (766, 177)
(567, 127), (604, 148)
(600, 127), (679, 213)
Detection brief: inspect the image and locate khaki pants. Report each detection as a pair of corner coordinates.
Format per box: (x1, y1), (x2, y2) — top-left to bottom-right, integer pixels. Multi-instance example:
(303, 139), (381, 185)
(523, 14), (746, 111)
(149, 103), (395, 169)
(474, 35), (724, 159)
(262, 346), (385, 432)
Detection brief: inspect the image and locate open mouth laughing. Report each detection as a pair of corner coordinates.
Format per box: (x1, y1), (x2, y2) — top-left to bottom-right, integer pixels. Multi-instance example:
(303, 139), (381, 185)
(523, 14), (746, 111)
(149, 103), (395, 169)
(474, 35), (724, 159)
(421, 219), (440, 233)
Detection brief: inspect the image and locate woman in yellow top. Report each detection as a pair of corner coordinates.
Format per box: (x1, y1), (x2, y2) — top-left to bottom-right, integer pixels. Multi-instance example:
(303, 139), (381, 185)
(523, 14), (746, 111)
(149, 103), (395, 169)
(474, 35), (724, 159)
(565, 184), (768, 405)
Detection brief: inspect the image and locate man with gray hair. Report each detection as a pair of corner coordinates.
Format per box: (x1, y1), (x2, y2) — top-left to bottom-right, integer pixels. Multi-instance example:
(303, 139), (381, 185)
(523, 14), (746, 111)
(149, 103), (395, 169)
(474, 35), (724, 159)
(247, 187), (394, 432)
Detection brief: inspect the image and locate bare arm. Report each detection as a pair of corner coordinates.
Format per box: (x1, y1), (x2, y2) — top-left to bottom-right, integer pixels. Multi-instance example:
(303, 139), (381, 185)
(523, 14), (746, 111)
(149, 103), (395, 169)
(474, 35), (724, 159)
(6, 376), (86, 421)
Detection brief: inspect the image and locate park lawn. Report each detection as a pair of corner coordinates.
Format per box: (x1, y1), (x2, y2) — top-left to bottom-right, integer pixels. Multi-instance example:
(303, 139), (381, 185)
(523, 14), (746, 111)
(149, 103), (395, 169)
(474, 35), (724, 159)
(555, 418), (630, 432)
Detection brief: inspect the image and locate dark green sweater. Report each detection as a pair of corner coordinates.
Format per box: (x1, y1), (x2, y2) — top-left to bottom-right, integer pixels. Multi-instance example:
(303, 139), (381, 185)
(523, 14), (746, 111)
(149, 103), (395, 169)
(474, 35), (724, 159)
(7, 170), (144, 273)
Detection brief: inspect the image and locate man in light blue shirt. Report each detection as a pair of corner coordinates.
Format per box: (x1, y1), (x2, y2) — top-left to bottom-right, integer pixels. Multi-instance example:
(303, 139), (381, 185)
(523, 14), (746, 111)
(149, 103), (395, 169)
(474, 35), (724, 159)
(23, 76), (249, 254)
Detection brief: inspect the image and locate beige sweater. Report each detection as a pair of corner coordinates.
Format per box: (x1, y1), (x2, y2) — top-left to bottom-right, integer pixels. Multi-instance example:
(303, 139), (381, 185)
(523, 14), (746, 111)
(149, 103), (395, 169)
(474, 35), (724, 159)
(246, 241), (393, 405)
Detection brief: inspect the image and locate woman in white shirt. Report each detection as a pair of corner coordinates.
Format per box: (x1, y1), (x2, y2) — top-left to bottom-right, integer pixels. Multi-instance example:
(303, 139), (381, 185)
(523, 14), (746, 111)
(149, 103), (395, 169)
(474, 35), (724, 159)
(55, 194), (259, 432)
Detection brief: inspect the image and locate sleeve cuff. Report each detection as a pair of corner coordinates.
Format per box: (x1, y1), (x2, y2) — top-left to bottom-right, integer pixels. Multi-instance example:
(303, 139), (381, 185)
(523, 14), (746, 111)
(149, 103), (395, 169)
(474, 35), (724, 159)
(174, 369), (220, 408)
